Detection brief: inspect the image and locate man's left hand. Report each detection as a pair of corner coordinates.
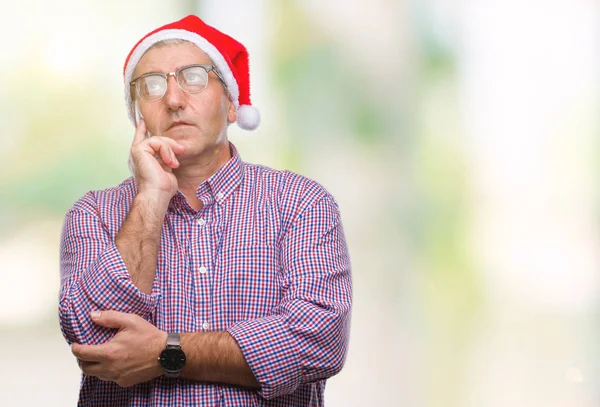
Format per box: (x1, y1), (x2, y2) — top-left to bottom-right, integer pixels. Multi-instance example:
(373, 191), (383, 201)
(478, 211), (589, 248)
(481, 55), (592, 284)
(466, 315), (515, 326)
(71, 310), (167, 387)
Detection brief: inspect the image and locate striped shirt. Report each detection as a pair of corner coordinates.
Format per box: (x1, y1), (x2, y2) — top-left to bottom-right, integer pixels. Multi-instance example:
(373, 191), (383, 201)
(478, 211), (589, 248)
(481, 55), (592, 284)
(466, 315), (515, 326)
(59, 143), (352, 406)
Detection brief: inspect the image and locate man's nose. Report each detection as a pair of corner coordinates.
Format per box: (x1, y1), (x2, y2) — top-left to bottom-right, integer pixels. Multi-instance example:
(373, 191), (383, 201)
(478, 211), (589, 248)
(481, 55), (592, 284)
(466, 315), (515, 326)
(163, 74), (187, 112)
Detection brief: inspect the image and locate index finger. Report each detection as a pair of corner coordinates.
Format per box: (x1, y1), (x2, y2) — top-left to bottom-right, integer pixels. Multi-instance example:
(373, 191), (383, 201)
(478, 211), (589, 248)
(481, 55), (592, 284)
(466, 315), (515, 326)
(133, 119), (147, 144)
(71, 342), (106, 363)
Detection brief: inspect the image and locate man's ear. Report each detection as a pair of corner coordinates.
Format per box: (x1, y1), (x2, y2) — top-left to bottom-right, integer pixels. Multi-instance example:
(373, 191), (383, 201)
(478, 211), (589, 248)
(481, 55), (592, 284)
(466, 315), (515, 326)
(227, 98), (237, 124)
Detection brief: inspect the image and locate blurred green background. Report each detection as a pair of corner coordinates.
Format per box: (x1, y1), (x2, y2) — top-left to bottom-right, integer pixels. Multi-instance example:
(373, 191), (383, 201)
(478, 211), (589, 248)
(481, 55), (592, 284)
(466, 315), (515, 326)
(0, 0), (598, 406)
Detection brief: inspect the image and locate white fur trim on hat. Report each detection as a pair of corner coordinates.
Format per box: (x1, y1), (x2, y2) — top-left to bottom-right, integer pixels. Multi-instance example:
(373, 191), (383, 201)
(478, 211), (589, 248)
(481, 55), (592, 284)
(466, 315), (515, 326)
(236, 105), (260, 131)
(124, 29), (240, 125)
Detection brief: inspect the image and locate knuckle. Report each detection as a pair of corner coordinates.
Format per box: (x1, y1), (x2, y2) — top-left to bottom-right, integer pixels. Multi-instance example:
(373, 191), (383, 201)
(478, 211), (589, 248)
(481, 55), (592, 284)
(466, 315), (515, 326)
(98, 374), (111, 382)
(130, 145), (143, 156)
(116, 378), (132, 388)
(100, 366), (118, 383)
(104, 347), (118, 362)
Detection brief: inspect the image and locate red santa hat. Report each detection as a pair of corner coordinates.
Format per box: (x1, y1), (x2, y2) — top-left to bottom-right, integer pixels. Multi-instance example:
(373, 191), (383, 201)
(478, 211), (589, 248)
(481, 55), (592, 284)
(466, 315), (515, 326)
(123, 15), (260, 131)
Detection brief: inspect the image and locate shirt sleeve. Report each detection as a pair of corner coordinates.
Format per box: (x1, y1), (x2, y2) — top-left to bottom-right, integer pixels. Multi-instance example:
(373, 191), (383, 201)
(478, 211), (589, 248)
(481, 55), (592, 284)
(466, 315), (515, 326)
(227, 194), (352, 400)
(59, 193), (160, 345)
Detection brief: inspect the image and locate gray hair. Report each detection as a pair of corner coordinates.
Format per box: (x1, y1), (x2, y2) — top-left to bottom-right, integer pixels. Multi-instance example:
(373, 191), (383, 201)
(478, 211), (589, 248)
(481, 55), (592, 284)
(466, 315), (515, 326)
(147, 38), (193, 51)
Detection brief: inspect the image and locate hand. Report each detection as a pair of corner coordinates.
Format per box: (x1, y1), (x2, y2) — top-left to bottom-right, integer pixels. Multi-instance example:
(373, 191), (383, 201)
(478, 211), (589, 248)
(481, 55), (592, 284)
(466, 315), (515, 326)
(71, 311), (168, 388)
(129, 119), (185, 198)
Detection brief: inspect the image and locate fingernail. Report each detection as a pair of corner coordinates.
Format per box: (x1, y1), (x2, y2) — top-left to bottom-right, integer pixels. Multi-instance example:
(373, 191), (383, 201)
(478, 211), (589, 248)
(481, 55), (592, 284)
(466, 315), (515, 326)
(91, 311), (101, 319)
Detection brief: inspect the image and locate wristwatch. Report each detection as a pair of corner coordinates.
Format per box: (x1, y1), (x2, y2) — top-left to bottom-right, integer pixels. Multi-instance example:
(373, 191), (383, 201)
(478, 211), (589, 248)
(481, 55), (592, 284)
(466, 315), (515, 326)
(158, 332), (187, 378)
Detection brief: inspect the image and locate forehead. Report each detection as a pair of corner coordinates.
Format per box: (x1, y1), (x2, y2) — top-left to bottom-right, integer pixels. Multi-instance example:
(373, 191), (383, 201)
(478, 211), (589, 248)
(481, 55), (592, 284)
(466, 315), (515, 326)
(133, 42), (212, 76)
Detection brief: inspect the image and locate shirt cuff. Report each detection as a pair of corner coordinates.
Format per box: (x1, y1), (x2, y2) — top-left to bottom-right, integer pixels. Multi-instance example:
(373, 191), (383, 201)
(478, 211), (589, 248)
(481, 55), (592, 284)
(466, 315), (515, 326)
(228, 315), (302, 400)
(79, 244), (159, 319)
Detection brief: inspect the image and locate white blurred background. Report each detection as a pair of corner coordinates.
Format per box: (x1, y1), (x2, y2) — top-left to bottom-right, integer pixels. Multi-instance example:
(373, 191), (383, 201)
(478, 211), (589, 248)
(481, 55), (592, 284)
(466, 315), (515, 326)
(0, 0), (598, 405)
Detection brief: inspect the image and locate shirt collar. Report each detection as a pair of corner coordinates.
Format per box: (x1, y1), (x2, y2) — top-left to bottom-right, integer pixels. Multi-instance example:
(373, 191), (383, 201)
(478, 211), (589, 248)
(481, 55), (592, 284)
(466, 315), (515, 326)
(196, 142), (244, 205)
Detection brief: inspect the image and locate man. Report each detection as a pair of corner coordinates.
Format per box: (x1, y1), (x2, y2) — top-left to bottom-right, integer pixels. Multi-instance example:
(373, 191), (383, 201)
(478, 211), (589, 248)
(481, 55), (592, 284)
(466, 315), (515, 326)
(59, 15), (352, 406)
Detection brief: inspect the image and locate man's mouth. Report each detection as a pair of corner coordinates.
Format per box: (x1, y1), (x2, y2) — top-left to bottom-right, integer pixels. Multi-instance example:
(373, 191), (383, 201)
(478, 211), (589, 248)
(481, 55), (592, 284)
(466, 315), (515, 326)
(167, 120), (193, 130)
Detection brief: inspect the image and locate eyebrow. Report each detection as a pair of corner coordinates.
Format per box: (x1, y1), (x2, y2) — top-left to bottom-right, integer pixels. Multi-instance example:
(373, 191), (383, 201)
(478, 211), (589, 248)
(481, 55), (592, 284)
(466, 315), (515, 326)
(137, 70), (163, 77)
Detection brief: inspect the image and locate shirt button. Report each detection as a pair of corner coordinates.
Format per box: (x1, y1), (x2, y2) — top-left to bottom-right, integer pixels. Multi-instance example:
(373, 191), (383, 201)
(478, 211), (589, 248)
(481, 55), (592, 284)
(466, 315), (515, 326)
(198, 266), (208, 274)
(216, 192), (224, 200)
(202, 322), (210, 330)
(196, 218), (206, 226)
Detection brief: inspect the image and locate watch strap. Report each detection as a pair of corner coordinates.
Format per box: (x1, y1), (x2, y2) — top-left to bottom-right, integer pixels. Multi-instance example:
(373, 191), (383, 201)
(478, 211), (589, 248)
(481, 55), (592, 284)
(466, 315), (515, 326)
(166, 332), (181, 348)
(161, 332), (184, 378)
(164, 369), (180, 378)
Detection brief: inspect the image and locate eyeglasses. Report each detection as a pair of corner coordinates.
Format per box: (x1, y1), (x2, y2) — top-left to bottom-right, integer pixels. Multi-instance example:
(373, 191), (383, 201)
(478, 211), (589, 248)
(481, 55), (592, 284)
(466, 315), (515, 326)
(130, 64), (226, 102)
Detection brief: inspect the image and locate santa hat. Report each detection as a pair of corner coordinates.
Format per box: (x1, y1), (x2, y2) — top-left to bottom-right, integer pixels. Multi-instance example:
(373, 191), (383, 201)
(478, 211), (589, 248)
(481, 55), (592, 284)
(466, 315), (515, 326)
(123, 15), (260, 131)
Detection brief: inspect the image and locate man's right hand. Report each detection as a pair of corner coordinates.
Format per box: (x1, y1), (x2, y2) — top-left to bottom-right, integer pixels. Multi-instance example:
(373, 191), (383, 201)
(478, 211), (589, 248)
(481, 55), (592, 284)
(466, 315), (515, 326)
(129, 120), (185, 199)
(117, 119), (185, 293)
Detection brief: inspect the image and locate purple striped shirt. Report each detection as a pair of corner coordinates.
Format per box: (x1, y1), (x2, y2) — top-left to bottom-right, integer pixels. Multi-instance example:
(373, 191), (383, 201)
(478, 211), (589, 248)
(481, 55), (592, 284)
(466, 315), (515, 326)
(59, 143), (352, 406)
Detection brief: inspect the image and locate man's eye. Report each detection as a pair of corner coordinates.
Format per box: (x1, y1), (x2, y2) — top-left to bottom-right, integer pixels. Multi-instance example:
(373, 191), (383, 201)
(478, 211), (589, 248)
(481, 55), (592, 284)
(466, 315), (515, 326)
(142, 77), (164, 95)
(183, 69), (206, 85)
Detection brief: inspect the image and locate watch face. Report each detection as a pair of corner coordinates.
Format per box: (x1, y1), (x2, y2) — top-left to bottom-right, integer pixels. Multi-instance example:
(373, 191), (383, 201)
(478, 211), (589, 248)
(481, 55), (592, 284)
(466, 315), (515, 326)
(159, 348), (186, 371)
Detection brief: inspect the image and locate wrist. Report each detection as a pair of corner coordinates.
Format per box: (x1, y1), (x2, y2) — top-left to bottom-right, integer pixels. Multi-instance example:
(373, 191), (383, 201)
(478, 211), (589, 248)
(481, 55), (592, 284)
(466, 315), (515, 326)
(135, 190), (172, 210)
(179, 332), (205, 381)
(150, 331), (169, 379)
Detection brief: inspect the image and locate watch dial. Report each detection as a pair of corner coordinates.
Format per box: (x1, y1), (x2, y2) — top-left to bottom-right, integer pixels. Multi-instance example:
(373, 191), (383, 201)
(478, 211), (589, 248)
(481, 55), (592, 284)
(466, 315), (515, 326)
(160, 348), (186, 370)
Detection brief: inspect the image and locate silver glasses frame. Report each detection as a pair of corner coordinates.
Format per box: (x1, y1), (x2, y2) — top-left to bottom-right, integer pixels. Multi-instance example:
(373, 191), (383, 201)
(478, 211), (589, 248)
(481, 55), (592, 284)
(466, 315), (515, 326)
(130, 64), (227, 102)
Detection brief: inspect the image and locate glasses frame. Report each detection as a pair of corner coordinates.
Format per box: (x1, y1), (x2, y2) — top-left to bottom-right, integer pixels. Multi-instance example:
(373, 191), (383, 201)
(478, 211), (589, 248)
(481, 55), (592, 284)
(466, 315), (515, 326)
(130, 64), (227, 102)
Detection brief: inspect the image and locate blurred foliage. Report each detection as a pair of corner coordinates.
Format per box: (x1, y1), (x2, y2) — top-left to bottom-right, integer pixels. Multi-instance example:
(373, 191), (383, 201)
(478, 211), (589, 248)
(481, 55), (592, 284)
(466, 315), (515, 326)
(272, 2), (390, 170)
(411, 6), (483, 406)
(0, 67), (131, 239)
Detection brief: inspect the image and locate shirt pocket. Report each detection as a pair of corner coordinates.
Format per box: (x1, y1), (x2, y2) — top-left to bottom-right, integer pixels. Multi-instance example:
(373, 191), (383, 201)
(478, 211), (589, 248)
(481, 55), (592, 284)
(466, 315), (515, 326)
(216, 245), (283, 325)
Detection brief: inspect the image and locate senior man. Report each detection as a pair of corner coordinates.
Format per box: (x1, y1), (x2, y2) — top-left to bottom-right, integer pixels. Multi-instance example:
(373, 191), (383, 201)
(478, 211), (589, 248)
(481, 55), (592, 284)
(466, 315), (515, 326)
(59, 15), (352, 406)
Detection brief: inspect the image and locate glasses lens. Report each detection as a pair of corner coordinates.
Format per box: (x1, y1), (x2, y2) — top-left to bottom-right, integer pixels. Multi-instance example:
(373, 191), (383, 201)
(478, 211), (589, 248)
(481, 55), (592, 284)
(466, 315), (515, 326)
(178, 66), (209, 93)
(137, 75), (166, 101)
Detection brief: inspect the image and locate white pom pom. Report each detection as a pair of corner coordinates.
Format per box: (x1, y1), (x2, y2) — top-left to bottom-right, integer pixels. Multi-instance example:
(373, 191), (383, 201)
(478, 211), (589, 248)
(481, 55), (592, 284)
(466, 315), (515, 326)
(236, 105), (261, 131)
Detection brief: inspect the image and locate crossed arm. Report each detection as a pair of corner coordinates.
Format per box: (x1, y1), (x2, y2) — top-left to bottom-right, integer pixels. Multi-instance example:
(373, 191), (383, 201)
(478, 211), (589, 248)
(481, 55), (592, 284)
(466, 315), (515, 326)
(67, 191), (259, 389)
(60, 188), (351, 398)
(71, 310), (259, 389)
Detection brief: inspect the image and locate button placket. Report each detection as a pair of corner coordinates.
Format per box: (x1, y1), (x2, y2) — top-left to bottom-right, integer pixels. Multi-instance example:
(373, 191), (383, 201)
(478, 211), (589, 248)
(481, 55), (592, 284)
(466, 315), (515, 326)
(191, 204), (214, 334)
